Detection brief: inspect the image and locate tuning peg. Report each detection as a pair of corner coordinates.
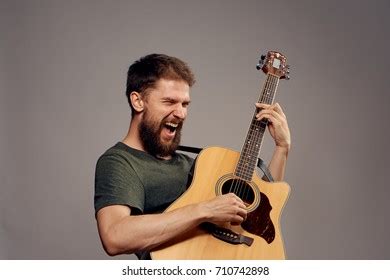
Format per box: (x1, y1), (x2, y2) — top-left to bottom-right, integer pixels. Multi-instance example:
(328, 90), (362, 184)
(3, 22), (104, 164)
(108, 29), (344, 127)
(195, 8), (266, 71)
(256, 54), (266, 70)
(259, 55), (266, 64)
(285, 74), (290, 80)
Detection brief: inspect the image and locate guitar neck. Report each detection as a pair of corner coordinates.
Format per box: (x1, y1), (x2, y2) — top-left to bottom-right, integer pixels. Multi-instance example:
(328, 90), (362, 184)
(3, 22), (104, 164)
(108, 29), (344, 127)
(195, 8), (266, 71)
(234, 74), (280, 180)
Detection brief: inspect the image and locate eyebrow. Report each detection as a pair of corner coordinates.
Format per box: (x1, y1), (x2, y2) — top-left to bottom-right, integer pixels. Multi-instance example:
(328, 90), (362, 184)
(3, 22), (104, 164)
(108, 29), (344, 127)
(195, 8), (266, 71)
(162, 97), (191, 104)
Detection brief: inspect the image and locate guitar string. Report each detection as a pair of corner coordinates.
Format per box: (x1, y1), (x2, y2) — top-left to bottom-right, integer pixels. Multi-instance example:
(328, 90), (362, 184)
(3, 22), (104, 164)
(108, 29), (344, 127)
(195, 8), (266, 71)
(233, 74), (278, 205)
(230, 74), (279, 205)
(229, 74), (270, 197)
(236, 75), (269, 200)
(241, 74), (274, 201)
(244, 75), (278, 201)
(231, 74), (272, 201)
(230, 75), (276, 201)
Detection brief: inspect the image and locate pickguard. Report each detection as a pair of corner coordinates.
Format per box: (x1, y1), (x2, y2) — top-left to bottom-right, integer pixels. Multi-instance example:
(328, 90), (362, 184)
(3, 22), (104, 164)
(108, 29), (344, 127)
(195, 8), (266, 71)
(242, 192), (275, 244)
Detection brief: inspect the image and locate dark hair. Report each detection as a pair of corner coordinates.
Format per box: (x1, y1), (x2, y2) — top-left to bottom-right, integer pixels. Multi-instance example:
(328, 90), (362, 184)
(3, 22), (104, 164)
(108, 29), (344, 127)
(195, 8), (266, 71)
(125, 54), (195, 115)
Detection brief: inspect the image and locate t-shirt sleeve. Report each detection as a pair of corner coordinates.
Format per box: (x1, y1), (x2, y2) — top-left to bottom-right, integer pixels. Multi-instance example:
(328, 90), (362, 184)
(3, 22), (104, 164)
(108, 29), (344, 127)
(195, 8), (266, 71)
(94, 152), (144, 215)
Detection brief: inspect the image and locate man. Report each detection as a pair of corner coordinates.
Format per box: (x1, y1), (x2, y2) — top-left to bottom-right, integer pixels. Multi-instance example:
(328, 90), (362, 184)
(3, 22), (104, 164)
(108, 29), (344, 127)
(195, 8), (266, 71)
(94, 54), (291, 259)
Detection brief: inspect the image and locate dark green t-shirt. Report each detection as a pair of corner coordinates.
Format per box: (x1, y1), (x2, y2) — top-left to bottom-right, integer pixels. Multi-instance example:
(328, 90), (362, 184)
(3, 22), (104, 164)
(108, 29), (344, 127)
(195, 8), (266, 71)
(94, 142), (194, 216)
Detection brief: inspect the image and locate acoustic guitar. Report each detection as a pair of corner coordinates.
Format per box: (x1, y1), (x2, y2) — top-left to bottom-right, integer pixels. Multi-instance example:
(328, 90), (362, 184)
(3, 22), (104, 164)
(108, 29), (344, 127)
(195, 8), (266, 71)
(151, 51), (291, 259)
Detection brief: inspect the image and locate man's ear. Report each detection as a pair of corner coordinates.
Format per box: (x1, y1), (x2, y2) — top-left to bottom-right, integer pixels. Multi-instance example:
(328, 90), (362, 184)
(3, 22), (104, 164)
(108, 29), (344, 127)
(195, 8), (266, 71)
(130, 91), (144, 113)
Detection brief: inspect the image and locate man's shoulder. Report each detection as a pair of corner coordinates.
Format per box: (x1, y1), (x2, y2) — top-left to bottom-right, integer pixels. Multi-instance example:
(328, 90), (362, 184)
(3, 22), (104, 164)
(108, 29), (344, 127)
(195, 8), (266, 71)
(175, 152), (195, 165)
(100, 142), (125, 155)
(99, 142), (142, 159)
(96, 142), (137, 167)
(95, 143), (144, 181)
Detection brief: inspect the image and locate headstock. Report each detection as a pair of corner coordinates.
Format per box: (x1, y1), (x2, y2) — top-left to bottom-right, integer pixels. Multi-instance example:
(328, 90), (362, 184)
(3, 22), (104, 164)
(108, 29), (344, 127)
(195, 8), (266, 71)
(256, 51), (290, 80)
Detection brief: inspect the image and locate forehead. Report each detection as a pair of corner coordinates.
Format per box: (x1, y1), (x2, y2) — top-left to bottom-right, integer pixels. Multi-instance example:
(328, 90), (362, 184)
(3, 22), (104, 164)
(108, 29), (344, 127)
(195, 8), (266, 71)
(149, 79), (190, 101)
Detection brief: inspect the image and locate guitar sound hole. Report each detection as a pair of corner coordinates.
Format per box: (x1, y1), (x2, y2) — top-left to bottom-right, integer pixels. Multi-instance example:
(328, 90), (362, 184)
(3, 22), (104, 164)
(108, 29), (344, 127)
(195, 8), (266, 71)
(221, 179), (255, 205)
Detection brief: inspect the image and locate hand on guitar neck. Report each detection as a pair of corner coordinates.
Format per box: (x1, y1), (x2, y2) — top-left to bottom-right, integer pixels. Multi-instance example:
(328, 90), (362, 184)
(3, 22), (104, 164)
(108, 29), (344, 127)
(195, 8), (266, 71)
(255, 102), (291, 181)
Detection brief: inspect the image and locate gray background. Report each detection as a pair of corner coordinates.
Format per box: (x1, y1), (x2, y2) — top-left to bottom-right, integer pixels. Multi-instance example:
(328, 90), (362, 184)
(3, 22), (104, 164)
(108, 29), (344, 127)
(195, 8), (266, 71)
(1, 0), (389, 259)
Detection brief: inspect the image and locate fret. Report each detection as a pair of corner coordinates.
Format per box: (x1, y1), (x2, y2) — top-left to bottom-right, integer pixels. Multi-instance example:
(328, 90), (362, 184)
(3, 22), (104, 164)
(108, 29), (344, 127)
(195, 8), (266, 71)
(241, 147), (262, 158)
(235, 168), (253, 176)
(241, 144), (262, 154)
(236, 162), (257, 171)
(235, 172), (255, 180)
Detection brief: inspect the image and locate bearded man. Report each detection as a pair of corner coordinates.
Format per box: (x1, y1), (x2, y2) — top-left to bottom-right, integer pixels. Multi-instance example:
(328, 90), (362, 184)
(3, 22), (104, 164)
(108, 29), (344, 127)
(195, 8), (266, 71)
(94, 54), (290, 259)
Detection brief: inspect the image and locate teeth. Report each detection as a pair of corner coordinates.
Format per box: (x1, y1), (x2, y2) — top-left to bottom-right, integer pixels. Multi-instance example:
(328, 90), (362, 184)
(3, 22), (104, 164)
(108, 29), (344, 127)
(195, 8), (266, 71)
(165, 122), (178, 128)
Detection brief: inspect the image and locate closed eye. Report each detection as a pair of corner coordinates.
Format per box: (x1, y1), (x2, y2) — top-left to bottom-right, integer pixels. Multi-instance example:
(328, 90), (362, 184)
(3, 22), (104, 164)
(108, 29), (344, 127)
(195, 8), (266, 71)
(162, 98), (191, 107)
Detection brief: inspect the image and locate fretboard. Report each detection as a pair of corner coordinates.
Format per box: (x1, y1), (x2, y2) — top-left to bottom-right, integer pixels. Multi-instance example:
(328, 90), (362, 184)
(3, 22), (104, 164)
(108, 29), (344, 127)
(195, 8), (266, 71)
(234, 74), (280, 181)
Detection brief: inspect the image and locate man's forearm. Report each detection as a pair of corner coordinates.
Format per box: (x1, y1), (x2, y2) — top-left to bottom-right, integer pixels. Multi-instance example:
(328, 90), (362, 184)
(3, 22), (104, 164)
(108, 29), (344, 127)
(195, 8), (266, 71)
(101, 203), (205, 256)
(267, 146), (289, 181)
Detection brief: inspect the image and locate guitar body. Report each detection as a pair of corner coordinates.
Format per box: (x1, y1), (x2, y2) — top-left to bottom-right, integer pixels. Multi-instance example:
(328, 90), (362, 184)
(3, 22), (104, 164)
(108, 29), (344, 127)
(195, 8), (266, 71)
(151, 146), (290, 259)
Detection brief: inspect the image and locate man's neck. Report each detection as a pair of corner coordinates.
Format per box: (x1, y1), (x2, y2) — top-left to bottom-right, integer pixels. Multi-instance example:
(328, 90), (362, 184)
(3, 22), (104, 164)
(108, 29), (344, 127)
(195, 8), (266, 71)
(122, 120), (145, 151)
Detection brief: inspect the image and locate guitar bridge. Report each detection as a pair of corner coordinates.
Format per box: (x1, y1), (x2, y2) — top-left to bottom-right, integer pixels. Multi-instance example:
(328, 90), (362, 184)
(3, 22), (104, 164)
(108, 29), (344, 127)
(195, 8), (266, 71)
(201, 222), (254, 246)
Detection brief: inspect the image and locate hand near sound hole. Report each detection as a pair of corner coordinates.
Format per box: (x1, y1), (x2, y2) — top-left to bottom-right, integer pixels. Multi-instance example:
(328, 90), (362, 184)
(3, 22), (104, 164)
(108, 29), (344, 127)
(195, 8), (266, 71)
(199, 193), (248, 226)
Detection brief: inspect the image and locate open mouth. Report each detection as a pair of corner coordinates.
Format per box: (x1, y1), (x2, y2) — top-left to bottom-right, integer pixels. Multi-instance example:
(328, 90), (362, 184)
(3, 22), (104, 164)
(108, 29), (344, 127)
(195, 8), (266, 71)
(164, 122), (179, 133)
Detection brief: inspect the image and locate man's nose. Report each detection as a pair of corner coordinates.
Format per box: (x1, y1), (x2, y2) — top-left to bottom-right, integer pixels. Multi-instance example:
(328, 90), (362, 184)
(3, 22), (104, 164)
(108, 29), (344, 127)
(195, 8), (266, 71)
(173, 105), (186, 119)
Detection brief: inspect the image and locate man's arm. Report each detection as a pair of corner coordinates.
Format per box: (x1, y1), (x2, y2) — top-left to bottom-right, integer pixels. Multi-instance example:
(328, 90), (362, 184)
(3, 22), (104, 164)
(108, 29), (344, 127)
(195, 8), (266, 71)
(97, 193), (247, 256)
(255, 102), (291, 181)
(267, 146), (289, 181)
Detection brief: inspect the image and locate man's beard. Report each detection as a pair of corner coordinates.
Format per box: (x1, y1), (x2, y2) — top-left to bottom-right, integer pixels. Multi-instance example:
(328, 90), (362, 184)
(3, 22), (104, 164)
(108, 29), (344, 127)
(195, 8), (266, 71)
(139, 112), (183, 158)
